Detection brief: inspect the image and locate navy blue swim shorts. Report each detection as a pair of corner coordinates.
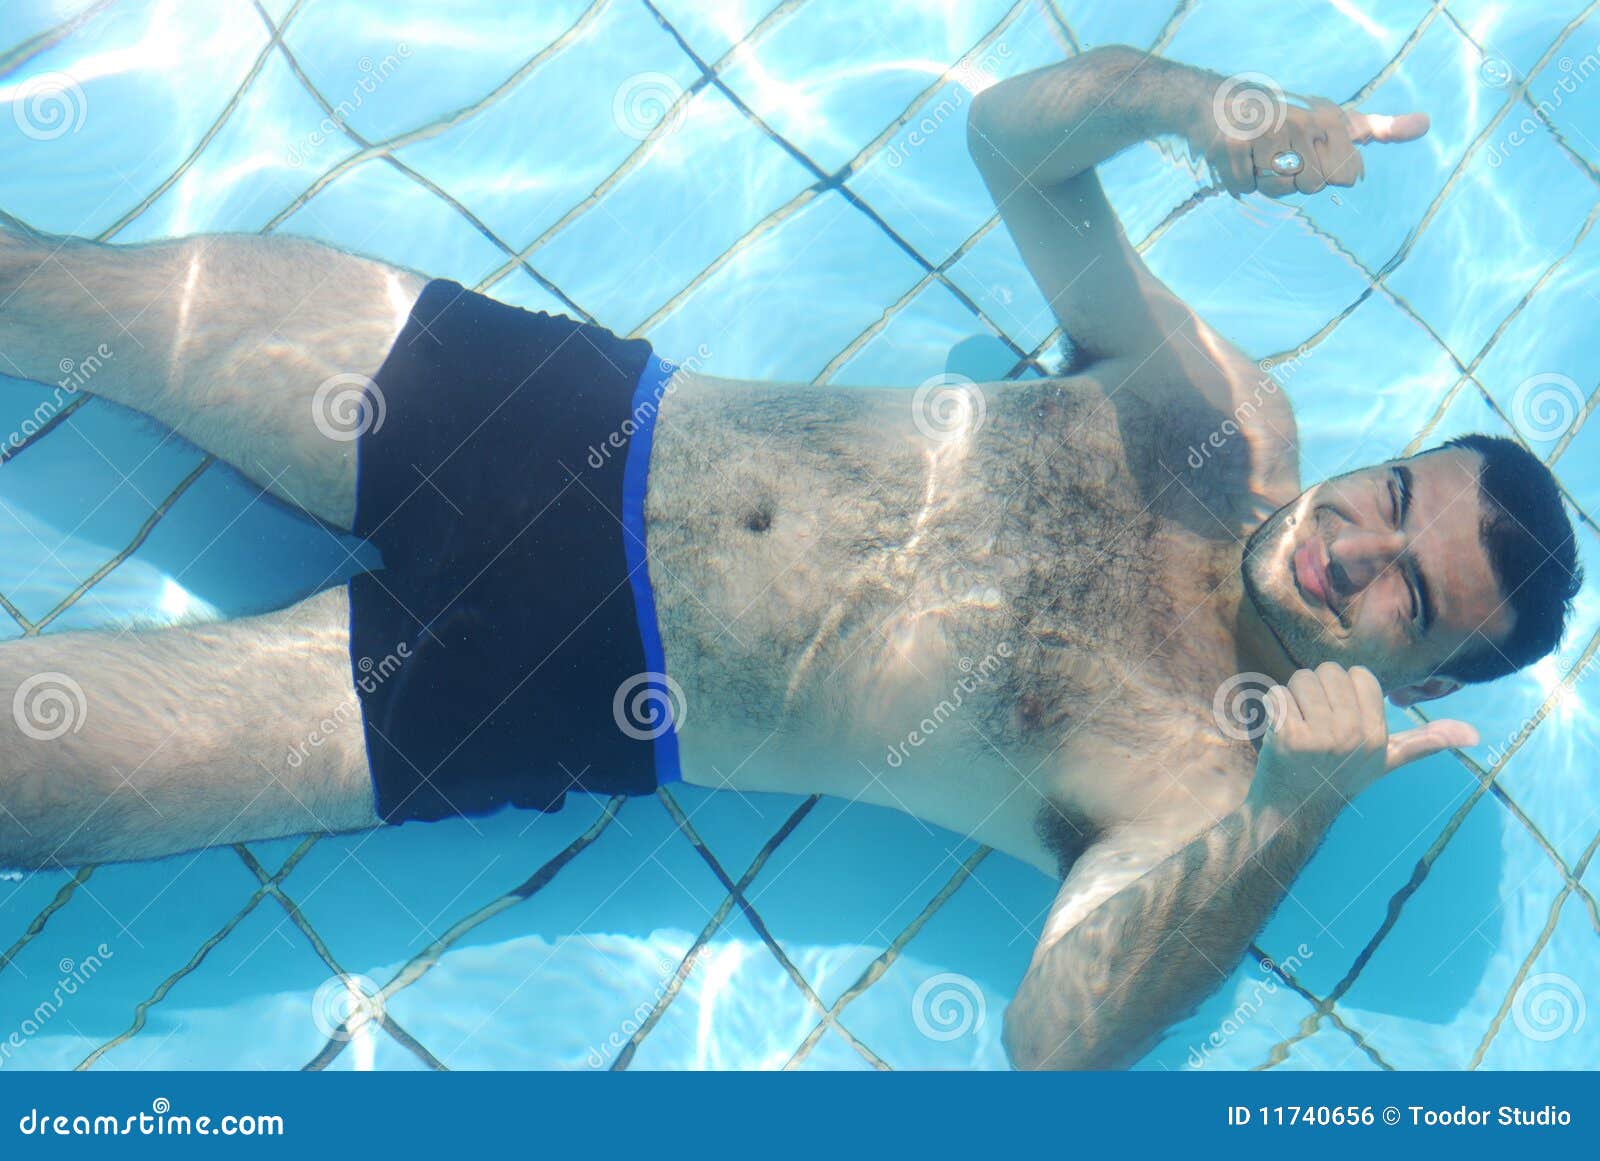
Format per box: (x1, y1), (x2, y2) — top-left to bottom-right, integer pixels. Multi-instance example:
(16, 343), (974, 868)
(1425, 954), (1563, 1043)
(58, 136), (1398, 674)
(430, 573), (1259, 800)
(346, 279), (682, 824)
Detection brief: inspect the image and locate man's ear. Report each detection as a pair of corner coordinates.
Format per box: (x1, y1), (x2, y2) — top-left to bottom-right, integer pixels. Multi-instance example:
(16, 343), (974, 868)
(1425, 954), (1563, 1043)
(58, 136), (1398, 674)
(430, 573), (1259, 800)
(1387, 675), (1462, 708)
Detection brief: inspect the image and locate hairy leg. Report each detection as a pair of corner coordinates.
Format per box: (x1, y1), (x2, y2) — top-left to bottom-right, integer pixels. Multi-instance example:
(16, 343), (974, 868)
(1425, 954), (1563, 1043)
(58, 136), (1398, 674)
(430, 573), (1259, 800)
(0, 222), (426, 529)
(0, 586), (380, 869)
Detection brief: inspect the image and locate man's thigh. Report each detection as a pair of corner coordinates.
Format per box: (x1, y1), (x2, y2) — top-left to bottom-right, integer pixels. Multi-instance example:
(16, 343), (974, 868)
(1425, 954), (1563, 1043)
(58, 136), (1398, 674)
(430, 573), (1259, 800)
(0, 586), (380, 869)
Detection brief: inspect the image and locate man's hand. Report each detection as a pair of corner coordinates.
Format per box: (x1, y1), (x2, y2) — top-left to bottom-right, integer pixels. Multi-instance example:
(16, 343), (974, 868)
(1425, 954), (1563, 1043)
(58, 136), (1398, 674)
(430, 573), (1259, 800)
(1250, 662), (1479, 818)
(1183, 78), (1430, 198)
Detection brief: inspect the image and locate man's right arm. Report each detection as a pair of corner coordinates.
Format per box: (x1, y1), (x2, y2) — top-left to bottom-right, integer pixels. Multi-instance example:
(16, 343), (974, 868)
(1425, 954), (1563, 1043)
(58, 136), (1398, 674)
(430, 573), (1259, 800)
(1004, 664), (1477, 1070)
(965, 46), (1388, 389)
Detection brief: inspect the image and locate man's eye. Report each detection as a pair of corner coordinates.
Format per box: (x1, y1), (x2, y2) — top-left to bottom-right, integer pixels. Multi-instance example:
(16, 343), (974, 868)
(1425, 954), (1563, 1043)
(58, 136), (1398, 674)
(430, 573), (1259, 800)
(1387, 476), (1402, 527)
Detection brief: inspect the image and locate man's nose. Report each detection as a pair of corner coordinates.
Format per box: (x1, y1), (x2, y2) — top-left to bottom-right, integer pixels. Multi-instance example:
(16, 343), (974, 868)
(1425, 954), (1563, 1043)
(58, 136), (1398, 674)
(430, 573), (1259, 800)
(1328, 529), (1406, 592)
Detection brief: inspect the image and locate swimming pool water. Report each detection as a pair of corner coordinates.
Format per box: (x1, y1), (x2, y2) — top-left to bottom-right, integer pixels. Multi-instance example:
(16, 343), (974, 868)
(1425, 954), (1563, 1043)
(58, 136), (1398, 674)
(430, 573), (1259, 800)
(0, 0), (1596, 1070)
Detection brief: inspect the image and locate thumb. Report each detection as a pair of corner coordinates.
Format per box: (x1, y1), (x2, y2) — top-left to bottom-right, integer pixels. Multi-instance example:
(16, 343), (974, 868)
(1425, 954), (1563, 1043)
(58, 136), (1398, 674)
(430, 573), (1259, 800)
(1385, 717), (1479, 771)
(1348, 110), (1431, 145)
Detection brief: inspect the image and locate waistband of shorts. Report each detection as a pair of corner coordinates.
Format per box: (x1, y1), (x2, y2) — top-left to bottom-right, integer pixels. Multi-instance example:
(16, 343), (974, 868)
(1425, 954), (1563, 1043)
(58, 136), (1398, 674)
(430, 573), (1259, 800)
(622, 353), (683, 785)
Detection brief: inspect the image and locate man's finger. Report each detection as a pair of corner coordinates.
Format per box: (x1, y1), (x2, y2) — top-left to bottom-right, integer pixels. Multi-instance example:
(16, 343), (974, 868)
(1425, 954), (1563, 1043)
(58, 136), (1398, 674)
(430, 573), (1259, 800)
(1385, 718), (1479, 771)
(1347, 110), (1431, 145)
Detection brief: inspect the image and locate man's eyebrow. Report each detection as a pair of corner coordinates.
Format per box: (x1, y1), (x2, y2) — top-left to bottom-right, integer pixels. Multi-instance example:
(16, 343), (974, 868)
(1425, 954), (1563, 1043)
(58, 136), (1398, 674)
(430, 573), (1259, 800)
(1396, 464), (1434, 633)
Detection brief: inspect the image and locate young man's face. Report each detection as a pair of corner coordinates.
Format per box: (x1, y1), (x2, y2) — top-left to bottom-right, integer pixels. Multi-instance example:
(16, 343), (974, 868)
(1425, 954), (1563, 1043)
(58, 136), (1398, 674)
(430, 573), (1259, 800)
(1242, 447), (1514, 699)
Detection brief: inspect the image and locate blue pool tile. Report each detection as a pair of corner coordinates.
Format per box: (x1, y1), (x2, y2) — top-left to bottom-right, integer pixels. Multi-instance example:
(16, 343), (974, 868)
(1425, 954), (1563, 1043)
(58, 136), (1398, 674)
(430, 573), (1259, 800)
(1283, 292), (1458, 485)
(0, 398), (207, 625)
(1263, 1016), (1387, 1070)
(1335, 792), (1568, 1068)
(392, 1), (694, 256)
(838, 941), (1011, 1070)
(1143, 195), (1373, 361)
(1450, 0), (1587, 82)
(642, 189), (926, 381)
(1163, 0), (1430, 101)
(943, 225), (1058, 356)
(1255, 740), (1494, 1001)
(276, 154), (509, 286)
(844, 2), (1066, 270)
(1050, 0), (1176, 52)
(650, 0), (783, 63)
(1136, 953), (1320, 1071)
(532, 84), (814, 337)
(116, 50), (363, 241)
(714, 0), (1017, 177)
(0, 2), (267, 238)
(1520, 15), (1600, 176)
(1471, 217), (1600, 457)
(279, 0), (593, 144)
(278, 798), (602, 976)
(44, 458), (372, 631)
(1386, 130), (1597, 364)
(86, 892), (348, 1070)
(1476, 891), (1599, 1068)
(0, 846), (265, 1070)
(1301, 18), (1506, 276)
(829, 279), (1018, 387)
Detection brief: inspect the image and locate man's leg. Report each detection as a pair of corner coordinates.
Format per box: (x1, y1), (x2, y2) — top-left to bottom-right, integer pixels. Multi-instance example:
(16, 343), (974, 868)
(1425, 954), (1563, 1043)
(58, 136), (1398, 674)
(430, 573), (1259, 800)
(0, 221), (427, 528)
(0, 586), (380, 869)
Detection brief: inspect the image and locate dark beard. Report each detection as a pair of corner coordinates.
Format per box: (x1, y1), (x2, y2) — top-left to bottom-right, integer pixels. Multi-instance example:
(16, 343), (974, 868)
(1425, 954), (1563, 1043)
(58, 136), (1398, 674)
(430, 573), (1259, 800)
(1240, 503), (1306, 671)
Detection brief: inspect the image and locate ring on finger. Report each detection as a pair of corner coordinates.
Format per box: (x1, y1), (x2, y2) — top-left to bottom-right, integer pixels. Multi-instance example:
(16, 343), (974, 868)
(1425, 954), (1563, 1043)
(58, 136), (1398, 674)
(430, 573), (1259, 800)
(1266, 149), (1304, 176)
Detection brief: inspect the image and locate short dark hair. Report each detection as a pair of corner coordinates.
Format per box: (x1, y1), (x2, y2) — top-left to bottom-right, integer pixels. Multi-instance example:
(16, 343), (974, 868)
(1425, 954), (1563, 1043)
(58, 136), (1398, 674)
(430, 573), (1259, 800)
(1435, 434), (1583, 683)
